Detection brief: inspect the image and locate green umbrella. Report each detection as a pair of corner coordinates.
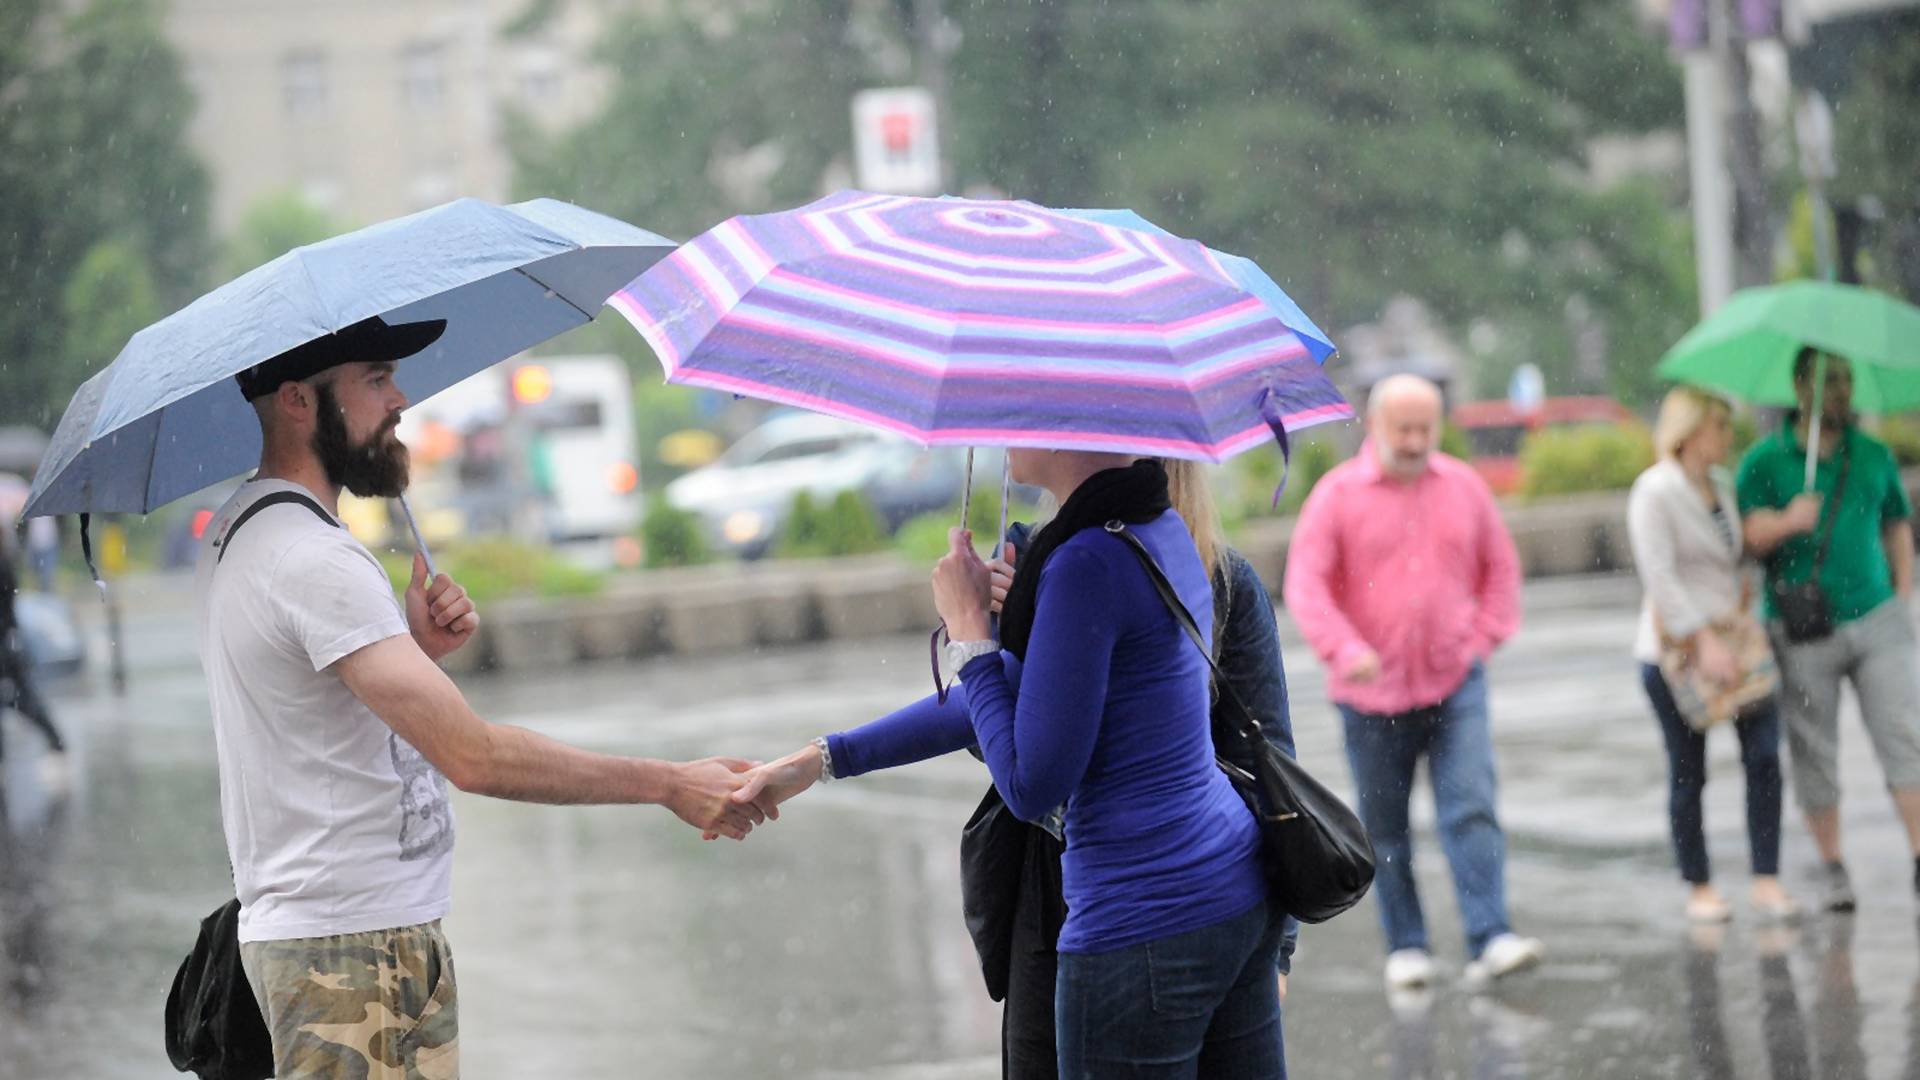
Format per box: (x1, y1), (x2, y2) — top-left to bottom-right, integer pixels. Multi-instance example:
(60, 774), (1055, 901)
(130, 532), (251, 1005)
(1656, 281), (1920, 412)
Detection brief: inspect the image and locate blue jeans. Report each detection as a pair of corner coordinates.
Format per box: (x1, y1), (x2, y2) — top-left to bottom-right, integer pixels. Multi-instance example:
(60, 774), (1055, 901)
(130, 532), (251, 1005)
(1338, 664), (1511, 958)
(1054, 899), (1286, 1079)
(1638, 663), (1783, 883)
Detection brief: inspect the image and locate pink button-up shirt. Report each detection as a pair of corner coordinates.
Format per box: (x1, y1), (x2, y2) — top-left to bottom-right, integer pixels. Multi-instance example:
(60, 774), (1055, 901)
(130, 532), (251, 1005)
(1282, 445), (1522, 715)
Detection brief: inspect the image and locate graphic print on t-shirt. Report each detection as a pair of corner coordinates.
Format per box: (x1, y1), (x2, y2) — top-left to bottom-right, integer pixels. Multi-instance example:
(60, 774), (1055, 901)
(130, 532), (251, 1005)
(391, 733), (454, 861)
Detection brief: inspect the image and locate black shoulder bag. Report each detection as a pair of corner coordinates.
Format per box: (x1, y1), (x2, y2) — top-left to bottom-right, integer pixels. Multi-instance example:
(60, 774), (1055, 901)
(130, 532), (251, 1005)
(1107, 521), (1376, 923)
(1770, 440), (1849, 644)
(165, 491), (336, 1080)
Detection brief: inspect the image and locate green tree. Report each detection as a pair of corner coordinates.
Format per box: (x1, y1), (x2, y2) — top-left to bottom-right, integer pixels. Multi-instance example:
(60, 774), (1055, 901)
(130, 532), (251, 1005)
(509, 0), (892, 241)
(506, 0), (893, 445)
(223, 191), (346, 282)
(516, 0), (1696, 410)
(946, 0), (1695, 406)
(1829, 21), (1920, 302)
(57, 239), (162, 391)
(0, 0), (212, 426)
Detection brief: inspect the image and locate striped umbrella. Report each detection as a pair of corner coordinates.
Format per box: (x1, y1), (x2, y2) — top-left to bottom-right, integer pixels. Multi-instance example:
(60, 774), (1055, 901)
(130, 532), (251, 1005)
(610, 191), (1350, 469)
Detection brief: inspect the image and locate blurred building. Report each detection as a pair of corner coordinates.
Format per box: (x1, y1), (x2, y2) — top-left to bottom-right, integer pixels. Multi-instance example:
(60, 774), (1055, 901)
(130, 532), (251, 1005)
(164, 0), (634, 232)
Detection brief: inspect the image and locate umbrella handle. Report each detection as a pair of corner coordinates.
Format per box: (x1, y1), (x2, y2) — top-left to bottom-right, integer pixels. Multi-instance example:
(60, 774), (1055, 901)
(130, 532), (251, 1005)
(1805, 354), (1826, 492)
(997, 453), (1011, 561)
(958, 448), (975, 545)
(398, 493), (438, 580)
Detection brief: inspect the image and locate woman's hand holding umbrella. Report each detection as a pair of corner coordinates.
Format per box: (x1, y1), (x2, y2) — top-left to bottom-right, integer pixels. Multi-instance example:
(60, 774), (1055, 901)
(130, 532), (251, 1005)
(987, 544), (1017, 616)
(933, 529), (993, 643)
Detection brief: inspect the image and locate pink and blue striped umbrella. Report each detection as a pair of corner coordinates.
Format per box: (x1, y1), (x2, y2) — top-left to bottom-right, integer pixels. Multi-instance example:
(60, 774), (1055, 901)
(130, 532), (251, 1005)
(610, 190), (1351, 463)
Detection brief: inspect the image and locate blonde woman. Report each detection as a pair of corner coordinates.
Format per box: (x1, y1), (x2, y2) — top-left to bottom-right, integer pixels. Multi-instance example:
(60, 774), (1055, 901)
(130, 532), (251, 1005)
(1627, 387), (1796, 922)
(735, 457), (1301, 1078)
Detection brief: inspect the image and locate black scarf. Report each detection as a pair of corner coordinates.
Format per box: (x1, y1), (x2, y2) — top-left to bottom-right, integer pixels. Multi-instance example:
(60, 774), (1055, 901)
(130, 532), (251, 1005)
(997, 458), (1171, 660)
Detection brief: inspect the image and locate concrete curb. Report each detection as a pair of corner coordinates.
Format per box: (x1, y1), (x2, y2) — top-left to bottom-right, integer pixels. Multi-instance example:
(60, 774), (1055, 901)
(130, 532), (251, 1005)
(463, 468), (1920, 671)
(470, 490), (1648, 671)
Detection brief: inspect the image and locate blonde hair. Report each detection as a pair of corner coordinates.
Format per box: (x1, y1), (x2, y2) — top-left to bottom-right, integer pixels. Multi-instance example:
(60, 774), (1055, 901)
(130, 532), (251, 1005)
(1161, 459), (1225, 581)
(1653, 386), (1731, 461)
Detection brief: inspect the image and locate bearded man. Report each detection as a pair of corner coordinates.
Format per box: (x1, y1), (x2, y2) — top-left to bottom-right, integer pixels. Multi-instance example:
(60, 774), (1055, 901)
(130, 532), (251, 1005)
(199, 316), (761, 1078)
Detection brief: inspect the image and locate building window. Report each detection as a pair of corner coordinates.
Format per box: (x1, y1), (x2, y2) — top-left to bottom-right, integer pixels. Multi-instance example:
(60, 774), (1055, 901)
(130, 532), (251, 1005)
(282, 50), (329, 118)
(401, 41), (447, 111)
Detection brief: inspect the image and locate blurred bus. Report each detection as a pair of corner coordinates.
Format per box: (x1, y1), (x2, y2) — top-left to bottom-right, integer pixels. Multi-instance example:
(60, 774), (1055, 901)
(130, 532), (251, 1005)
(375, 353), (642, 549)
(514, 356), (642, 542)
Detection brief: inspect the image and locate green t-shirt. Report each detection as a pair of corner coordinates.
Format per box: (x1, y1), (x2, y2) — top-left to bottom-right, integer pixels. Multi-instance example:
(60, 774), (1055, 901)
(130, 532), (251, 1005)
(1736, 425), (1912, 623)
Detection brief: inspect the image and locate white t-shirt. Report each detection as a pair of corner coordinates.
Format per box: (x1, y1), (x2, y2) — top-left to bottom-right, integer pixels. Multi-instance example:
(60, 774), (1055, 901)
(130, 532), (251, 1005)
(194, 479), (455, 943)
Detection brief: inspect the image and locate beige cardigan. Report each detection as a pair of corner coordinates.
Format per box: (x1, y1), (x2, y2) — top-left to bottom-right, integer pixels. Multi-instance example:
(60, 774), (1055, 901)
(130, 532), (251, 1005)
(1626, 459), (1749, 664)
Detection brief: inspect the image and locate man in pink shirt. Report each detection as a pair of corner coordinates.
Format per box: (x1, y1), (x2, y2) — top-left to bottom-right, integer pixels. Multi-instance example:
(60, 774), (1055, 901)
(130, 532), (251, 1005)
(1284, 374), (1543, 994)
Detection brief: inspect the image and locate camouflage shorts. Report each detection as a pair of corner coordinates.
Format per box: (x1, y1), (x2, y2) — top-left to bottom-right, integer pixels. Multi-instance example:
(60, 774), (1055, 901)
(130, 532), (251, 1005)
(239, 920), (458, 1079)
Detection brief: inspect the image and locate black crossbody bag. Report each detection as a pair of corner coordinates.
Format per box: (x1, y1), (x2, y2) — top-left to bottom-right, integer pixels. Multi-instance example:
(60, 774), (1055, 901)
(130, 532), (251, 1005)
(166, 491), (337, 1080)
(1770, 441), (1849, 644)
(1107, 522), (1376, 923)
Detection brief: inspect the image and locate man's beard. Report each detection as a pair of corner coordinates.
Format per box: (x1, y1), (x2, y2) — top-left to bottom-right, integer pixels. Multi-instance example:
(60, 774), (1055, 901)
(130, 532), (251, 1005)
(1378, 443), (1429, 479)
(312, 382), (410, 498)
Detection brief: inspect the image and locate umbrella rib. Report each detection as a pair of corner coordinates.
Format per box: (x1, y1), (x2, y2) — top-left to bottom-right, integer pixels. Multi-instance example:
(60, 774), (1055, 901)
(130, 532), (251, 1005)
(292, 250), (339, 330)
(513, 267), (596, 321)
(144, 406), (162, 513)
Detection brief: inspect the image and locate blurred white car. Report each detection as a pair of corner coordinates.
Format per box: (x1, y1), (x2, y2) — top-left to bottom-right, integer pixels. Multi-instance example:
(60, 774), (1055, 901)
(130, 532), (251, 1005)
(665, 413), (969, 558)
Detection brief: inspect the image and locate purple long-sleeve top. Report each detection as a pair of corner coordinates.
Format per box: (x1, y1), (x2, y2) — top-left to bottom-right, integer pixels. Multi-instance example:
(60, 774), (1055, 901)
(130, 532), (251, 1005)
(827, 511), (1264, 954)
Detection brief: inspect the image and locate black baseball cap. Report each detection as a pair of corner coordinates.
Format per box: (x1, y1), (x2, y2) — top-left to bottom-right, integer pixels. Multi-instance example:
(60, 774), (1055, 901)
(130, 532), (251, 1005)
(236, 315), (447, 401)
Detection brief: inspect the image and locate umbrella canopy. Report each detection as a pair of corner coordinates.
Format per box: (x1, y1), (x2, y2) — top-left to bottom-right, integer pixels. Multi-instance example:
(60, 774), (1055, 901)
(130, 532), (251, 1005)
(1656, 281), (1920, 412)
(609, 191), (1350, 462)
(25, 197), (674, 518)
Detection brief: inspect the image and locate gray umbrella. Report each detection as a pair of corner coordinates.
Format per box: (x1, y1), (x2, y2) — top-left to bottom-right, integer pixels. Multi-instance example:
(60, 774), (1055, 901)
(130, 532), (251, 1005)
(25, 197), (674, 520)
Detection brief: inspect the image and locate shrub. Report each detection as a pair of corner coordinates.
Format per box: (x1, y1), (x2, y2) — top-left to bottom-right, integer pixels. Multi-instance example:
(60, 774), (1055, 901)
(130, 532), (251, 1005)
(895, 493), (1045, 564)
(778, 489), (888, 558)
(1517, 424), (1654, 499)
(380, 538), (607, 603)
(1276, 439), (1341, 515)
(1225, 437), (1343, 520)
(641, 496), (711, 568)
(1878, 416), (1920, 467)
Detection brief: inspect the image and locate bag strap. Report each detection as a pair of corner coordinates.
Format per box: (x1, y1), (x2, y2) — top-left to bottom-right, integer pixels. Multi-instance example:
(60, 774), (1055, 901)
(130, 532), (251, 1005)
(1809, 437), (1851, 576)
(1102, 522), (1268, 764)
(209, 490), (335, 888)
(215, 490), (337, 566)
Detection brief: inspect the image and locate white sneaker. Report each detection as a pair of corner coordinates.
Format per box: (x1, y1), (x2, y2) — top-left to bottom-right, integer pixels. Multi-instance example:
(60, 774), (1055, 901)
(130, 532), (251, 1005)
(1462, 933), (1545, 988)
(1384, 948), (1439, 990)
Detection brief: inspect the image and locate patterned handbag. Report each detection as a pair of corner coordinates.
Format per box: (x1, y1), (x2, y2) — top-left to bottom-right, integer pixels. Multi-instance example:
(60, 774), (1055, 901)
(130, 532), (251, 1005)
(1657, 609), (1779, 731)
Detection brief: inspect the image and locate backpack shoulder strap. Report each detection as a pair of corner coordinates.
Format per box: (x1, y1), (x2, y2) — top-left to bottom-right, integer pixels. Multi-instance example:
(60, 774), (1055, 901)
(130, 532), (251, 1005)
(215, 491), (337, 565)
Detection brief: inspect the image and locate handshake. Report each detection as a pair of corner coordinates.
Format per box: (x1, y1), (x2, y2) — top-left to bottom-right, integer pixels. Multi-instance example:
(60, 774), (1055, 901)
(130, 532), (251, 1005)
(668, 742), (828, 841)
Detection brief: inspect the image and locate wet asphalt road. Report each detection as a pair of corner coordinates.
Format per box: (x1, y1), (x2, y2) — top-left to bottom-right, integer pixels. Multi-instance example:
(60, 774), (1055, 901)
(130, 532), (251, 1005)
(1, 570), (1918, 1078)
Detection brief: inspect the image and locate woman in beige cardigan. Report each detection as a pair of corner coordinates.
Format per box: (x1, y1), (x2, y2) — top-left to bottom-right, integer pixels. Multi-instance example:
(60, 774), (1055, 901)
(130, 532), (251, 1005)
(1627, 387), (1798, 922)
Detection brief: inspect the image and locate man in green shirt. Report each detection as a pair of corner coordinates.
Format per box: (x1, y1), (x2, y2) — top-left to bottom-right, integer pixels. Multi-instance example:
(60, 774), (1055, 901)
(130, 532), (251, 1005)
(1738, 350), (1920, 911)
